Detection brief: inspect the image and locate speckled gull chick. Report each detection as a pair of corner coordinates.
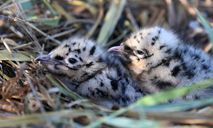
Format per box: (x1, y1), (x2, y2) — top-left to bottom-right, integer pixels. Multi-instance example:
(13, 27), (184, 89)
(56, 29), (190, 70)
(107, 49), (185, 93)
(109, 26), (213, 100)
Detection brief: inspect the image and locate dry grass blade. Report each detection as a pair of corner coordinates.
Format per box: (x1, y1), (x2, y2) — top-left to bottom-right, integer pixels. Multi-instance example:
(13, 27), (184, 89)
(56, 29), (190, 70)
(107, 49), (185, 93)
(125, 6), (139, 31)
(1, 15), (61, 45)
(68, 0), (97, 15)
(25, 73), (46, 114)
(165, 0), (176, 27)
(179, 0), (196, 16)
(52, 1), (75, 21)
(1, 37), (13, 53)
(147, 111), (213, 126)
(86, 1), (104, 38)
(0, 70), (9, 80)
(0, 109), (94, 127)
(11, 1), (42, 50)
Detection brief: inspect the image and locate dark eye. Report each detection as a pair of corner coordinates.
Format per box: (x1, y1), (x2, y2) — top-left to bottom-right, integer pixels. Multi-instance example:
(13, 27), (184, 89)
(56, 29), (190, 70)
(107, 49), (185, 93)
(68, 58), (77, 64)
(136, 50), (144, 55)
(124, 45), (131, 51)
(55, 55), (64, 60)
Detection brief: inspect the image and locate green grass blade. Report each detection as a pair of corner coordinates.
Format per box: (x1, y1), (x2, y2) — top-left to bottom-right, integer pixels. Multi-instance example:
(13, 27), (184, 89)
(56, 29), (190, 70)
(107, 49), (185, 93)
(104, 117), (160, 128)
(137, 98), (213, 112)
(86, 78), (213, 128)
(196, 9), (213, 47)
(0, 50), (32, 61)
(97, 0), (126, 45)
(135, 78), (213, 106)
(46, 74), (82, 100)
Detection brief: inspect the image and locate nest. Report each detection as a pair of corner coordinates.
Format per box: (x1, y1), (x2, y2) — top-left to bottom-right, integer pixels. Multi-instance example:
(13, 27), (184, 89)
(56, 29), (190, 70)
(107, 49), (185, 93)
(0, 0), (213, 127)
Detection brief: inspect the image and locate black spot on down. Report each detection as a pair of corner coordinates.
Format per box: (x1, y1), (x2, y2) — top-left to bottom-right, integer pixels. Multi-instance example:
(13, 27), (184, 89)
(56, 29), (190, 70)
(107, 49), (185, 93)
(202, 64), (209, 70)
(184, 69), (195, 79)
(83, 47), (86, 51)
(85, 62), (93, 68)
(96, 88), (107, 97)
(55, 55), (64, 60)
(64, 44), (69, 48)
(89, 46), (96, 55)
(100, 82), (104, 87)
(111, 79), (118, 91)
(153, 80), (174, 89)
(171, 65), (181, 77)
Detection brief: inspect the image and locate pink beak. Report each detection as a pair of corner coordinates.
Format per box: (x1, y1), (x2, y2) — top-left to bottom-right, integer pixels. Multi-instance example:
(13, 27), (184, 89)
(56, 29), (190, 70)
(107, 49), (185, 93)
(108, 45), (124, 53)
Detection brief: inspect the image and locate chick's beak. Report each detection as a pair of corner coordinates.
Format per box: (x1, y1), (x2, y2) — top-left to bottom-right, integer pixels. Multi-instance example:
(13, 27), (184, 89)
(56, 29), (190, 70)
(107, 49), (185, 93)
(36, 54), (51, 62)
(108, 44), (124, 53)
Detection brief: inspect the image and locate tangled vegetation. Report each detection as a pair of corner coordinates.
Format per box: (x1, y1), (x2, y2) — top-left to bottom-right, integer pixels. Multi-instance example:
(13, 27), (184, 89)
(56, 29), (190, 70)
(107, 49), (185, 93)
(0, 0), (213, 127)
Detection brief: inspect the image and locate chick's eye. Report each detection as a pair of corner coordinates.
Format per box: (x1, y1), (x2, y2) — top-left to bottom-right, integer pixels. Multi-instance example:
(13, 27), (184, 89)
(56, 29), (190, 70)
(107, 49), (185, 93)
(136, 50), (144, 55)
(68, 58), (77, 64)
(55, 55), (64, 60)
(124, 45), (131, 51)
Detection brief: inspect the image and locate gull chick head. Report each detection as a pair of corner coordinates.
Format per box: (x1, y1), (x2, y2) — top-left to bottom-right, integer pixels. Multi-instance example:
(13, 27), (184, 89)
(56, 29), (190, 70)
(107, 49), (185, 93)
(37, 37), (105, 82)
(110, 27), (180, 75)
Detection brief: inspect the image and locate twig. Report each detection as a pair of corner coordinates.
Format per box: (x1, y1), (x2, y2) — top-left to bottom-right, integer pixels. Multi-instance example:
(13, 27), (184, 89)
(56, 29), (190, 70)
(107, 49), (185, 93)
(13, 42), (33, 50)
(105, 30), (128, 47)
(0, 0), (12, 11)
(11, 0), (42, 50)
(24, 73), (46, 114)
(52, 1), (75, 21)
(1, 37), (12, 54)
(8, 25), (24, 38)
(125, 6), (139, 31)
(64, 19), (94, 27)
(0, 15), (61, 45)
(45, 29), (76, 39)
(86, 1), (104, 38)
(179, 0), (196, 16)
(204, 43), (213, 52)
(165, 0), (176, 27)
